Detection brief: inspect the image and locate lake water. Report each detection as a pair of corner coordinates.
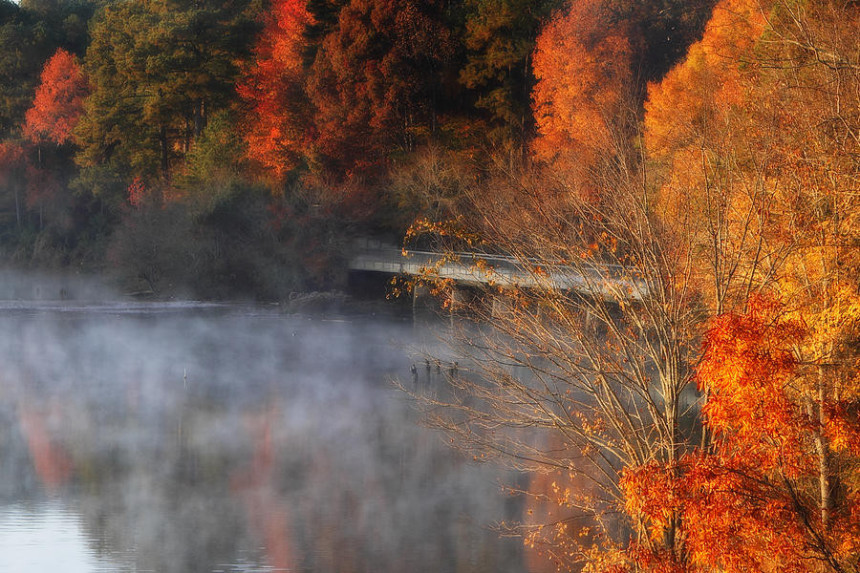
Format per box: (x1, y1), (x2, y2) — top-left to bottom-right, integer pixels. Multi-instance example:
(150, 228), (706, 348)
(0, 300), (524, 572)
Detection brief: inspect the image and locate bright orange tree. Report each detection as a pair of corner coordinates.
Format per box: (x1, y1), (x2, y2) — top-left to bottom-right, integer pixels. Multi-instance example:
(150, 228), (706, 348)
(23, 48), (87, 147)
(531, 0), (631, 172)
(622, 296), (860, 573)
(238, 0), (315, 181)
(620, 0), (860, 570)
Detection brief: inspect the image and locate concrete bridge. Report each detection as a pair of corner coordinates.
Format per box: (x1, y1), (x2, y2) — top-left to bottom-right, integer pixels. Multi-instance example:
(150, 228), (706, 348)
(348, 239), (649, 301)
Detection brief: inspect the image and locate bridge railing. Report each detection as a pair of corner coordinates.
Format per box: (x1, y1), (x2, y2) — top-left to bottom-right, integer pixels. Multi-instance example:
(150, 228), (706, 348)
(349, 241), (650, 301)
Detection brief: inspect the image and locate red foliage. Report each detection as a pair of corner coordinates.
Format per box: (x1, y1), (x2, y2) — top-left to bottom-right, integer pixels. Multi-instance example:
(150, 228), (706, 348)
(622, 296), (860, 572)
(304, 0), (453, 183)
(238, 0), (315, 180)
(24, 49), (88, 146)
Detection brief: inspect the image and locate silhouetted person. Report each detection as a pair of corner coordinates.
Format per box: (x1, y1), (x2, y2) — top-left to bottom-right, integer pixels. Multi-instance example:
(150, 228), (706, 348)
(410, 364), (418, 385)
(425, 359), (431, 383)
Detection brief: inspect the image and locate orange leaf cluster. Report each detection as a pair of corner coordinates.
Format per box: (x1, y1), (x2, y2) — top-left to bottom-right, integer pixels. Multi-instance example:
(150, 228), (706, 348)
(531, 0), (631, 171)
(23, 49), (87, 146)
(622, 296), (860, 572)
(644, 0), (767, 159)
(238, 0), (315, 180)
(698, 296), (809, 474)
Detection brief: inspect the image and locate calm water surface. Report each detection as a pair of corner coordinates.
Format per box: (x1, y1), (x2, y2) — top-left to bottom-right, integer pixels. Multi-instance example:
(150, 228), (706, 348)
(0, 301), (522, 572)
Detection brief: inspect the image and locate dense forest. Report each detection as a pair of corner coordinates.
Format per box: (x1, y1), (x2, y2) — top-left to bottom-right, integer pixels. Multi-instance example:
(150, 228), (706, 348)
(1, 0), (858, 571)
(0, 0), (717, 297)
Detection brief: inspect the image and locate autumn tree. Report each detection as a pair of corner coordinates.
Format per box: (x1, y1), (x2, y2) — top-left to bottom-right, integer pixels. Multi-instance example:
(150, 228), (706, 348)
(238, 0), (315, 180)
(24, 48), (87, 148)
(644, 0), (859, 463)
(530, 0), (717, 176)
(623, 296), (860, 573)
(620, 0), (860, 570)
(302, 0), (348, 63)
(304, 0), (456, 184)
(406, 128), (703, 570)
(530, 0), (633, 172)
(0, 0), (96, 139)
(408, 0), (859, 570)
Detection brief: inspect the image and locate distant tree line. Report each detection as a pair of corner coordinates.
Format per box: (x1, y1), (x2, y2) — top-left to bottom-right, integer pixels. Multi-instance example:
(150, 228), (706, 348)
(0, 0), (713, 297)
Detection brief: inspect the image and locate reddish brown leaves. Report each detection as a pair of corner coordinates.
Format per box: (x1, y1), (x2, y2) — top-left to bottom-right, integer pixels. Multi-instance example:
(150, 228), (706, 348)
(238, 0), (315, 180)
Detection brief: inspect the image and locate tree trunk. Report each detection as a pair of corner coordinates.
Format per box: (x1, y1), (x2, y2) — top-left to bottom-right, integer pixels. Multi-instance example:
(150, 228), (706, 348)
(160, 126), (170, 175)
(816, 362), (832, 530)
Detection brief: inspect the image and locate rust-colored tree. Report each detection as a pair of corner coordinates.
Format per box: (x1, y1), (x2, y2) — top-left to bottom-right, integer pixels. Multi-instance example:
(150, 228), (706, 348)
(238, 0), (315, 181)
(23, 48), (87, 147)
(304, 0), (454, 183)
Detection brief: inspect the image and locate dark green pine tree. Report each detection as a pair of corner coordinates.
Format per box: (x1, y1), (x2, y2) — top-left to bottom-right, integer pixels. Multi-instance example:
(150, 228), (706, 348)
(458, 0), (562, 149)
(75, 0), (261, 196)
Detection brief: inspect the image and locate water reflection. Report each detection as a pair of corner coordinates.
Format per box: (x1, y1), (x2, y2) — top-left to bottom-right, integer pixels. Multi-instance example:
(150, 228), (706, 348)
(0, 502), (131, 572)
(0, 303), (522, 572)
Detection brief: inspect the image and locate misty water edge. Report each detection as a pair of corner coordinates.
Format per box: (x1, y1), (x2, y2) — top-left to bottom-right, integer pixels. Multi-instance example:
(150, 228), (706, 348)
(0, 275), (523, 573)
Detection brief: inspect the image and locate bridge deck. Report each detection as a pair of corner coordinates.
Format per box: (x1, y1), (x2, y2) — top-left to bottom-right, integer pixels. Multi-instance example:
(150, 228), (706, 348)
(348, 241), (648, 301)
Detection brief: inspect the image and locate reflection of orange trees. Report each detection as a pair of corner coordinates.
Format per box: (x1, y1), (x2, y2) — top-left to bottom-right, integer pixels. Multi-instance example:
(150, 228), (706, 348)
(231, 405), (299, 573)
(18, 403), (74, 492)
(521, 435), (603, 573)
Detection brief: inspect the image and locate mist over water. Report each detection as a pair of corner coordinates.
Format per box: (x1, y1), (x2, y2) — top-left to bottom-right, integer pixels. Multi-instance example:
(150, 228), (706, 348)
(0, 285), (523, 572)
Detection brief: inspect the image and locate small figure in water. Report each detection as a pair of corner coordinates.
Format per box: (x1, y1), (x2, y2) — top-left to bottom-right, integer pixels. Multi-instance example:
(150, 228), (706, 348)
(410, 364), (418, 385)
(451, 361), (459, 378)
(425, 358), (431, 383)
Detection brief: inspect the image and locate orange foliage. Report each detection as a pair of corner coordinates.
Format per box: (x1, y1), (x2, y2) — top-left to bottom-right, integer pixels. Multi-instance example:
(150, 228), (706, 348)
(531, 0), (631, 170)
(644, 0), (768, 159)
(23, 49), (88, 147)
(238, 0), (315, 180)
(622, 297), (860, 573)
(698, 296), (808, 474)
